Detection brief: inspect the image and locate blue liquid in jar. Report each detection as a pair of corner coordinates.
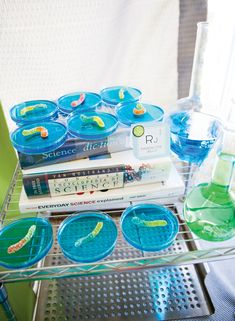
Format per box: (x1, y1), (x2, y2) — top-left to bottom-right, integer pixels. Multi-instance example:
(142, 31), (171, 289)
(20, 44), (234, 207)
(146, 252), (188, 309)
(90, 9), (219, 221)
(169, 111), (221, 164)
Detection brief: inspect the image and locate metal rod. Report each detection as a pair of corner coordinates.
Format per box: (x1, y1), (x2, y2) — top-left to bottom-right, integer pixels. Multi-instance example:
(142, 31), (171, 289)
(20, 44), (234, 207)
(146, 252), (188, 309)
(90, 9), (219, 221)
(0, 283), (17, 321)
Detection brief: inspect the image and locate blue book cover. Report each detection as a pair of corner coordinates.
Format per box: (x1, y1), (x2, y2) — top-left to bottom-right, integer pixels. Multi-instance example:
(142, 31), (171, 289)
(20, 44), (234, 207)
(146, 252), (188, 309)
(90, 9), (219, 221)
(18, 129), (131, 169)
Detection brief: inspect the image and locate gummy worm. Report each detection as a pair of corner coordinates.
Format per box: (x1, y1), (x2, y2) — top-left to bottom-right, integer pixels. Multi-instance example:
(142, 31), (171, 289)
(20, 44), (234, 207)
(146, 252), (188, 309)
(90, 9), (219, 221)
(75, 222), (103, 247)
(119, 88), (125, 100)
(7, 225), (36, 254)
(133, 103), (146, 116)
(80, 114), (105, 128)
(20, 103), (47, 117)
(132, 216), (167, 227)
(22, 126), (48, 139)
(71, 93), (86, 107)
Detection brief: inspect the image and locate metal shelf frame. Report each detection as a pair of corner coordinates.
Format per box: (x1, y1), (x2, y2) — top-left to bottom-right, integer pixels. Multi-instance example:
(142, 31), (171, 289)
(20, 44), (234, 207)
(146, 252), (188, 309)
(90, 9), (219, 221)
(0, 162), (234, 284)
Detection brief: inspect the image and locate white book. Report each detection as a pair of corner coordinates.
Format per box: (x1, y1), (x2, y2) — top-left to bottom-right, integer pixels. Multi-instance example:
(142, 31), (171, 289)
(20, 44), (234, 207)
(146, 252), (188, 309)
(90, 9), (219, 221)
(22, 150), (172, 198)
(19, 162), (185, 213)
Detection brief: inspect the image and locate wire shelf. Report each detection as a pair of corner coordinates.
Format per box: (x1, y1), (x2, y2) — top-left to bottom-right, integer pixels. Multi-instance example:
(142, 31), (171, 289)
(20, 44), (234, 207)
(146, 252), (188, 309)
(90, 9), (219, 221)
(0, 161), (235, 283)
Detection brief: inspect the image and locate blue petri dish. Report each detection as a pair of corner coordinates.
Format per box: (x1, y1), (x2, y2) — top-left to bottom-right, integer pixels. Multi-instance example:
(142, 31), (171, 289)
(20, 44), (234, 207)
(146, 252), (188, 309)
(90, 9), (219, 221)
(10, 100), (58, 125)
(58, 212), (118, 263)
(168, 111), (221, 164)
(67, 111), (118, 140)
(58, 92), (101, 115)
(0, 217), (53, 269)
(100, 86), (142, 107)
(116, 102), (164, 127)
(11, 121), (67, 154)
(120, 203), (179, 252)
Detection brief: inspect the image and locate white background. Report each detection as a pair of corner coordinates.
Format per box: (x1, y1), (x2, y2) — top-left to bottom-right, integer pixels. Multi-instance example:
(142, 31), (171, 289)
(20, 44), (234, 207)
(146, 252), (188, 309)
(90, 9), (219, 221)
(0, 0), (178, 129)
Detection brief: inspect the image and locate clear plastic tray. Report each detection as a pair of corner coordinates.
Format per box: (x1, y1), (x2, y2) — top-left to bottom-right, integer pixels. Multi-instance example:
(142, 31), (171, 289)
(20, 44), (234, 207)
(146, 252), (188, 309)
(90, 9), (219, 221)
(10, 100), (58, 125)
(100, 86), (142, 107)
(11, 121), (67, 154)
(116, 102), (164, 126)
(120, 203), (179, 251)
(68, 111), (118, 140)
(57, 212), (118, 263)
(58, 92), (101, 115)
(0, 217), (53, 269)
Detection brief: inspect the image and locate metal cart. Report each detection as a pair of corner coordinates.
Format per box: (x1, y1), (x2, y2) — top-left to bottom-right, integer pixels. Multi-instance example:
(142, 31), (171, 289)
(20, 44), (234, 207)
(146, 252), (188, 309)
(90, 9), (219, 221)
(1, 151), (235, 321)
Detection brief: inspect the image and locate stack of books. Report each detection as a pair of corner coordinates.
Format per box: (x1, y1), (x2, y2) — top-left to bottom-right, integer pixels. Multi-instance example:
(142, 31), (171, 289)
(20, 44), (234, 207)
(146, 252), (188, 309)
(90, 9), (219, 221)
(18, 127), (131, 169)
(20, 164), (185, 213)
(19, 130), (185, 214)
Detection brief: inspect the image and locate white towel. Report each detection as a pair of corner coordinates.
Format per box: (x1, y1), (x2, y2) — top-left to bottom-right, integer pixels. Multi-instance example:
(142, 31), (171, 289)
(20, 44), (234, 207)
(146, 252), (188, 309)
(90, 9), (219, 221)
(0, 0), (179, 129)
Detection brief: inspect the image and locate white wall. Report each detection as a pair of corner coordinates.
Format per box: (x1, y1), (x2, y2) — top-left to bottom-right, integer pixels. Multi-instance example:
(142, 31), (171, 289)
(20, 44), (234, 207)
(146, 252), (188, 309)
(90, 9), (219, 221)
(202, 0), (235, 126)
(0, 0), (179, 129)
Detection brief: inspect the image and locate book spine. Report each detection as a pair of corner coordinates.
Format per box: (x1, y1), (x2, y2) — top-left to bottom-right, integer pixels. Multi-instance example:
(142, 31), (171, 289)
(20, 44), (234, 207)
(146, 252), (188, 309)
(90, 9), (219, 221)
(18, 131), (131, 169)
(19, 187), (182, 213)
(23, 158), (171, 197)
(23, 160), (171, 198)
(23, 165), (126, 197)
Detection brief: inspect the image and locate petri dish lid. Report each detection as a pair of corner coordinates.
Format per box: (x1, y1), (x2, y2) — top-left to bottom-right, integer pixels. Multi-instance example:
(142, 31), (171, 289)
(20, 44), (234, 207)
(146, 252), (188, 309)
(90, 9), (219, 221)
(11, 121), (67, 155)
(58, 211), (118, 263)
(10, 100), (58, 124)
(120, 203), (179, 252)
(100, 86), (142, 105)
(67, 111), (118, 140)
(116, 102), (164, 126)
(58, 92), (101, 115)
(0, 217), (53, 269)
(168, 111), (221, 141)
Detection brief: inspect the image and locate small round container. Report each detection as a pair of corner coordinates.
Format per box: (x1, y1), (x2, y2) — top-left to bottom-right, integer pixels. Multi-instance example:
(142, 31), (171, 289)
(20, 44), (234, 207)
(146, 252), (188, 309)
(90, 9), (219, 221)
(120, 203), (179, 252)
(116, 102), (164, 127)
(58, 92), (101, 116)
(68, 111), (118, 140)
(100, 86), (142, 108)
(58, 212), (118, 263)
(10, 100), (58, 125)
(0, 217), (53, 269)
(168, 111), (221, 164)
(11, 121), (67, 155)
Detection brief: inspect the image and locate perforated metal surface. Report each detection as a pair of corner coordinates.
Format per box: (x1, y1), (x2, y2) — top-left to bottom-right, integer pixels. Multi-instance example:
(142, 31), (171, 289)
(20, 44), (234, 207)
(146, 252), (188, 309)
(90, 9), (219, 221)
(33, 215), (214, 321)
(34, 266), (212, 321)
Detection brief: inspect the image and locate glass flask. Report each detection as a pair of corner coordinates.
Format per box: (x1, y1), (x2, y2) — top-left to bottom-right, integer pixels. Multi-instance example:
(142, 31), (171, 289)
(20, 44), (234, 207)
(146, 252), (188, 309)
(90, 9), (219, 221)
(169, 110), (221, 164)
(184, 127), (235, 241)
(168, 22), (222, 165)
(175, 22), (208, 111)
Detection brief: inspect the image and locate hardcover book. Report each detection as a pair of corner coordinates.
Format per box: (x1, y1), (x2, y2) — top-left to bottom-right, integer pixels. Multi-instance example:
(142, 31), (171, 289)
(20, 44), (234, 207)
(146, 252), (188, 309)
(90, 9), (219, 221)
(19, 162), (184, 213)
(22, 151), (172, 198)
(18, 128), (131, 169)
